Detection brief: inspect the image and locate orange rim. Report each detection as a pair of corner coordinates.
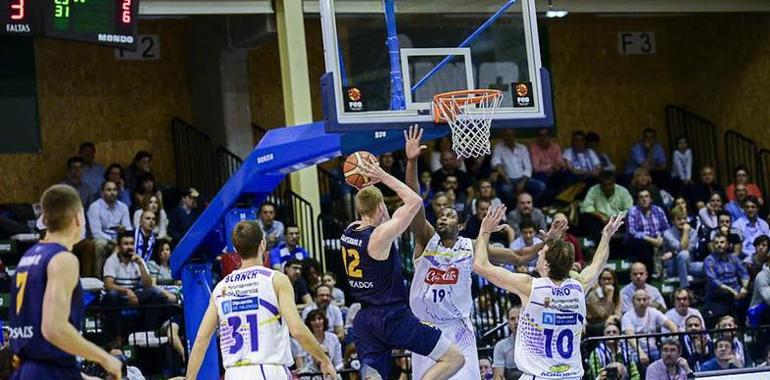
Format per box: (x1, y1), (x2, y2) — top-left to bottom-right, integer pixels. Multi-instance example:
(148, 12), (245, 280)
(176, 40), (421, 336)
(432, 89), (503, 123)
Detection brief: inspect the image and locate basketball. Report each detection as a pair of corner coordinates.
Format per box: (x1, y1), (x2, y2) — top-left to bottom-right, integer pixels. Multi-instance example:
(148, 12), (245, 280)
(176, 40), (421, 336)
(343, 151), (378, 189)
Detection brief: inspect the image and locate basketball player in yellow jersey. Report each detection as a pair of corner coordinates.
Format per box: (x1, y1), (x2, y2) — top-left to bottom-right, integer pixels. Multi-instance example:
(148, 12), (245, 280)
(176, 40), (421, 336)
(474, 206), (624, 380)
(185, 221), (336, 380)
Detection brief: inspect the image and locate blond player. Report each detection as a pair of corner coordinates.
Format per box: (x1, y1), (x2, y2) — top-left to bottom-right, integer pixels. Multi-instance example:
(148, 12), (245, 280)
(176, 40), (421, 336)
(185, 221), (335, 380)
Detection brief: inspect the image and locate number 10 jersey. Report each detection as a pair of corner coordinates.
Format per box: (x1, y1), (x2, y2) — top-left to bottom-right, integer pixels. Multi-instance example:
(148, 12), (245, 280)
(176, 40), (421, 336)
(515, 277), (586, 379)
(213, 266), (293, 369)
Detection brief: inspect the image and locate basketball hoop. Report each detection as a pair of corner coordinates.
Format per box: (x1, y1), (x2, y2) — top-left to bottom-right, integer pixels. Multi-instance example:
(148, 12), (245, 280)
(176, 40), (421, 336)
(432, 89), (503, 159)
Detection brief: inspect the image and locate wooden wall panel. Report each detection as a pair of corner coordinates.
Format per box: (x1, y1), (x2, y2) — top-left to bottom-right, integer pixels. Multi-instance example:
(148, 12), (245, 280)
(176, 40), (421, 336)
(0, 19), (192, 204)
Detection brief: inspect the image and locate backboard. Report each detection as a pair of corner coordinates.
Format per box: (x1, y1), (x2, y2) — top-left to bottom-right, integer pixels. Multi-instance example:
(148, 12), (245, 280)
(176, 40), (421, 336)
(320, 0), (553, 133)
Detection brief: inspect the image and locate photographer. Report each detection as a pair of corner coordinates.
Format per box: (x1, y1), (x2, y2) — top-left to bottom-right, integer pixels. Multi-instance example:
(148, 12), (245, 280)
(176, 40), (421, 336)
(588, 318), (639, 380)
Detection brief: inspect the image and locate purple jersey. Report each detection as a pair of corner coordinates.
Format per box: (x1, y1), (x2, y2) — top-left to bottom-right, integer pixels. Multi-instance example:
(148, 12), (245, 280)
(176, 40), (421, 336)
(340, 223), (406, 306)
(10, 242), (84, 370)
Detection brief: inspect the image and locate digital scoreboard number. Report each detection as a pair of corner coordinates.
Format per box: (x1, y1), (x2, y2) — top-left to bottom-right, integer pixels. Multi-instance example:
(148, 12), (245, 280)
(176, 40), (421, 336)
(1, 0), (139, 50)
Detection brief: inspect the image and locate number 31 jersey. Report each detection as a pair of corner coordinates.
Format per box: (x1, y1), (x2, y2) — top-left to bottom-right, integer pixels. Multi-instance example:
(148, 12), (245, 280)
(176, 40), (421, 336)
(515, 277), (586, 379)
(213, 266), (292, 368)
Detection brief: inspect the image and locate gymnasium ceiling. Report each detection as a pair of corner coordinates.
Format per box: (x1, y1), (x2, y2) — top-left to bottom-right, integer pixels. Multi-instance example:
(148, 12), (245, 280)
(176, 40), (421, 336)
(139, 0), (770, 16)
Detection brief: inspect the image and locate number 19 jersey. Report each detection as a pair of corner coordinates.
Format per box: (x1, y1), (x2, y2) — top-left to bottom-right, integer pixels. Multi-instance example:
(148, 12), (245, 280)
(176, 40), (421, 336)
(515, 277), (586, 379)
(213, 266), (292, 368)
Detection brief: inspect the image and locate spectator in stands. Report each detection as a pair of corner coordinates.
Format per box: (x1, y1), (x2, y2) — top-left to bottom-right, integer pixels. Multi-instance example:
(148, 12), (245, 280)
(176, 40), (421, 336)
(62, 156), (96, 208)
(131, 173), (162, 213)
(698, 337), (743, 371)
(462, 199), (514, 247)
(714, 315), (748, 367)
(726, 165), (764, 206)
(269, 224), (309, 270)
(133, 210), (157, 262)
(586, 268), (622, 336)
(78, 142), (106, 195)
(431, 150), (472, 196)
(473, 285), (503, 330)
(492, 305), (523, 380)
(622, 289), (679, 364)
(510, 220), (542, 273)
(624, 128), (667, 187)
(303, 258), (323, 296)
(680, 315), (713, 370)
(322, 272), (345, 307)
(562, 131), (602, 187)
(88, 180), (132, 277)
(426, 191), (450, 225)
(644, 338), (692, 380)
(430, 137), (466, 172)
(104, 163), (132, 208)
(125, 150), (153, 191)
(440, 175), (467, 217)
(479, 357), (493, 380)
(664, 288), (704, 331)
(626, 189), (670, 272)
(629, 168), (665, 207)
(419, 171), (434, 208)
(662, 207), (701, 287)
(490, 129), (545, 204)
(101, 231), (170, 338)
(758, 346), (770, 367)
(529, 127), (564, 197)
(588, 319), (639, 380)
(698, 192), (723, 232)
(168, 187), (200, 240)
(506, 192), (546, 236)
(284, 258), (312, 310)
(586, 132), (616, 173)
(302, 285), (344, 341)
(299, 309), (344, 371)
(686, 166), (723, 210)
(709, 212), (742, 256)
(748, 234), (770, 274)
(620, 263), (667, 313)
(469, 179), (503, 216)
(298, 345), (336, 379)
(724, 183), (748, 220)
(749, 248), (770, 326)
(579, 172), (634, 240)
(147, 239), (173, 284)
(132, 194), (168, 240)
(703, 234), (750, 322)
(670, 136), (693, 194)
(376, 152), (404, 213)
(257, 201), (284, 250)
(733, 196), (770, 263)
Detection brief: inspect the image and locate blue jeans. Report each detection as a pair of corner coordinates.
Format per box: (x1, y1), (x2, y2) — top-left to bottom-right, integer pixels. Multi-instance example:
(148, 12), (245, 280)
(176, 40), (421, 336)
(664, 250), (704, 287)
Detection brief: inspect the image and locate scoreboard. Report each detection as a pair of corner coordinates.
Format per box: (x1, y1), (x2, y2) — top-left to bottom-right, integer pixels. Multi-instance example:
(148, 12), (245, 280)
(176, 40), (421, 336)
(1, 0), (139, 49)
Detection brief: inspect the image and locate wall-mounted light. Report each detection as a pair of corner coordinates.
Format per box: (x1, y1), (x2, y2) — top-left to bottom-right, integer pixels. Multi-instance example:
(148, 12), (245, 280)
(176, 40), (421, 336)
(545, 0), (568, 18)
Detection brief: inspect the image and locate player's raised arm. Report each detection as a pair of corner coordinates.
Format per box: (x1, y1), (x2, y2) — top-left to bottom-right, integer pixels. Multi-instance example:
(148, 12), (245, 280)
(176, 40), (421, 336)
(185, 298), (219, 379)
(404, 125), (435, 256)
(576, 214), (624, 289)
(362, 156), (423, 260)
(42, 253), (122, 379)
(473, 205), (532, 298)
(274, 272), (336, 379)
(487, 218), (568, 265)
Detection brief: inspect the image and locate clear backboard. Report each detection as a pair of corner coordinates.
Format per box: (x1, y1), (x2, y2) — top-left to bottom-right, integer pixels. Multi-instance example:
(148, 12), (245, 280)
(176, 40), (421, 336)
(320, 0), (553, 132)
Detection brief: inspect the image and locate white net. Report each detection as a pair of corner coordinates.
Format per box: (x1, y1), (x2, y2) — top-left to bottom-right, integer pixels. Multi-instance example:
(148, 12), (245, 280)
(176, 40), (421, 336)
(433, 89), (503, 158)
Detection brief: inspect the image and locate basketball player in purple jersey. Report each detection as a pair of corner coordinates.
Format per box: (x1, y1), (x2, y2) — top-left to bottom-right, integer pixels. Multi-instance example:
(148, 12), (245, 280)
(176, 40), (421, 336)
(10, 185), (122, 379)
(340, 156), (464, 379)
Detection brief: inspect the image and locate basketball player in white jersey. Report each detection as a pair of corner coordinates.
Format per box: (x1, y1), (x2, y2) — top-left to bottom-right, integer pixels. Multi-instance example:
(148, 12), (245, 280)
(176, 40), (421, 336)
(474, 205), (624, 380)
(402, 126), (568, 379)
(185, 220), (336, 380)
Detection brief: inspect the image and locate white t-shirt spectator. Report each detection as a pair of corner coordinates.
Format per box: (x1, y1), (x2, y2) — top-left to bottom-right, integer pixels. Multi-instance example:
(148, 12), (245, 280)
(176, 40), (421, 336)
(490, 142), (532, 180)
(103, 253), (148, 290)
(671, 149), (693, 181)
(620, 284), (667, 313)
(301, 304), (344, 333)
(664, 307), (704, 332)
(621, 307), (668, 358)
(294, 332), (344, 370)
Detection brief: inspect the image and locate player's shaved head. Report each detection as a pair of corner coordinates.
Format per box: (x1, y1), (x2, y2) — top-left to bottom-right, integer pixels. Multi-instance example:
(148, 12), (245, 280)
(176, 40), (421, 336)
(355, 186), (384, 217)
(232, 220), (265, 260)
(544, 239), (574, 281)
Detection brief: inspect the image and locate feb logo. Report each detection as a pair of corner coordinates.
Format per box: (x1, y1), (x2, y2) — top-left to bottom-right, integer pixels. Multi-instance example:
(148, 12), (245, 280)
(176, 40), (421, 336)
(512, 82), (533, 108)
(425, 267), (459, 285)
(344, 87), (365, 112)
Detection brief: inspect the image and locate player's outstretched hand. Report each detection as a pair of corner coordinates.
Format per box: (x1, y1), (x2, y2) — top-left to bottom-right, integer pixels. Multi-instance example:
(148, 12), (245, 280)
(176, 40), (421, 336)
(404, 124), (426, 161)
(602, 213), (625, 237)
(101, 354), (123, 380)
(359, 153), (385, 185)
(320, 359), (337, 380)
(540, 217), (568, 241)
(480, 205), (507, 234)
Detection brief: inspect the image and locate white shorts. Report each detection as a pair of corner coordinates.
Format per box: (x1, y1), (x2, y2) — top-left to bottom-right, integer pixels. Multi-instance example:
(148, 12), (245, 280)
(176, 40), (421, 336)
(225, 364), (292, 380)
(411, 318), (479, 380)
(518, 374), (581, 380)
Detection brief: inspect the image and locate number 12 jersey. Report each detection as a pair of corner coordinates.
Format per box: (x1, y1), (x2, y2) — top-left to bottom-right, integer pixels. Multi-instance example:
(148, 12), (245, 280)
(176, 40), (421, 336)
(213, 266), (292, 368)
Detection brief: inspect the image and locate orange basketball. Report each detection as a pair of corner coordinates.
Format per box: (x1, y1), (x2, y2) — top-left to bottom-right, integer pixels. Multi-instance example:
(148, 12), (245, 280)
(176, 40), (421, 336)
(343, 151), (378, 189)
